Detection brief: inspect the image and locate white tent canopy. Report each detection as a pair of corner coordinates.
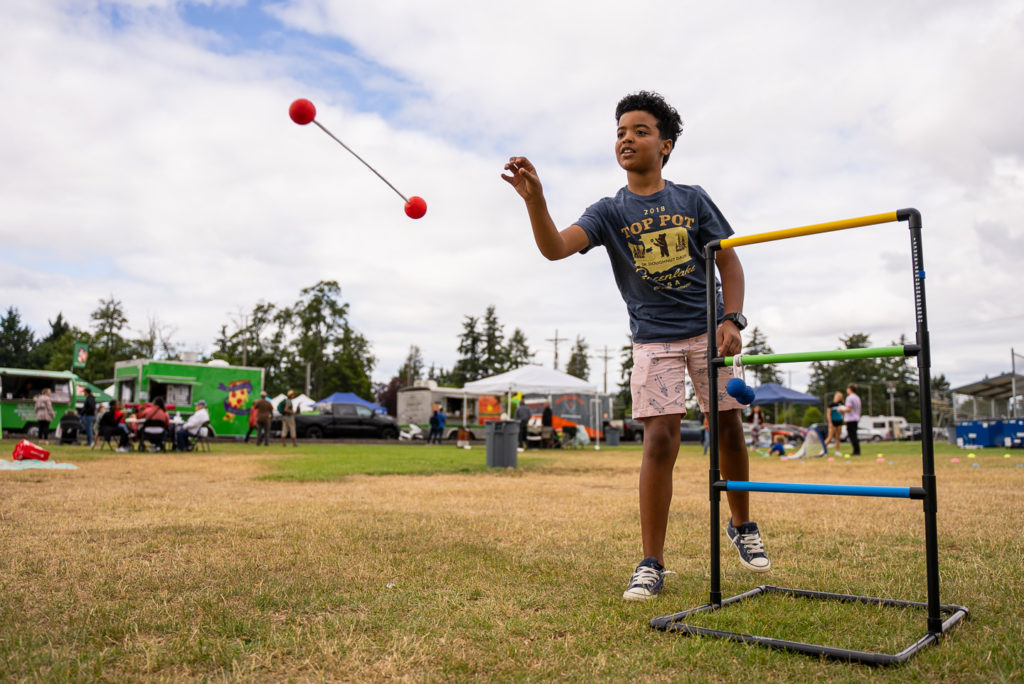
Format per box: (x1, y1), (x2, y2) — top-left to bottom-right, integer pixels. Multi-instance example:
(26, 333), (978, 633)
(270, 392), (317, 415)
(463, 365), (598, 395)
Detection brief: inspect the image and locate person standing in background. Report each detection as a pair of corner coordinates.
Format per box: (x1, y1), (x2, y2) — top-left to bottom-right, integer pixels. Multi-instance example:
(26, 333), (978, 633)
(280, 390), (298, 447)
(253, 391), (273, 446)
(34, 388), (54, 443)
(839, 384), (862, 456)
(81, 387), (97, 447)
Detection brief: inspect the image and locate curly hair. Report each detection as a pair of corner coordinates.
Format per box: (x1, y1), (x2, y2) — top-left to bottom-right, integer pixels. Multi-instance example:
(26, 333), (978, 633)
(615, 91), (684, 166)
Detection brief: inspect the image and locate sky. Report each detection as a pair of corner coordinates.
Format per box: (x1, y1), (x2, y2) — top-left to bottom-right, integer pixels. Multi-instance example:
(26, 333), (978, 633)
(2, 0), (1023, 399)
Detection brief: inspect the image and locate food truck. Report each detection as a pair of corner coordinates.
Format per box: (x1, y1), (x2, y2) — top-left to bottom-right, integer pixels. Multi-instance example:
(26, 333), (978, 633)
(113, 359), (264, 437)
(0, 368), (79, 436)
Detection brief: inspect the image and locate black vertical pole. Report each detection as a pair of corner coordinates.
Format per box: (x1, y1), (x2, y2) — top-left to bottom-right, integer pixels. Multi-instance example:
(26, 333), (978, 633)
(706, 242), (722, 607)
(901, 208), (942, 635)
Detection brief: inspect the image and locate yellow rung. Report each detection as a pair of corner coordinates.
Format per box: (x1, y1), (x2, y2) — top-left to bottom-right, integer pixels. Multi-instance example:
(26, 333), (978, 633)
(720, 211), (900, 249)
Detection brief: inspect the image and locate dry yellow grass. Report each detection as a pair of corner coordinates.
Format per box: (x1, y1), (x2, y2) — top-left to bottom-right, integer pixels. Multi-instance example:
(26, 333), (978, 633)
(1, 443), (1021, 682)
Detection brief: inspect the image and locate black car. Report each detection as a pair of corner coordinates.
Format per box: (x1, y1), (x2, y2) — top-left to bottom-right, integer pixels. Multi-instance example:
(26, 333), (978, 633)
(680, 419), (704, 442)
(620, 418), (704, 443)
(622, 418), (645, 442)
(275, 402), (399, 439)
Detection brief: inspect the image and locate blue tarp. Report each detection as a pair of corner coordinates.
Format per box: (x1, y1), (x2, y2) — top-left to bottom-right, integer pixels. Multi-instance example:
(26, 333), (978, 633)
(316, 392), (387, 415)
(751, 382), (820, 406)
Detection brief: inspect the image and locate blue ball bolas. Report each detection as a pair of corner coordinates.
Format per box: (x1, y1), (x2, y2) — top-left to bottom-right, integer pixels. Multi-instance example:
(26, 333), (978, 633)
(726, 377), (756, 405)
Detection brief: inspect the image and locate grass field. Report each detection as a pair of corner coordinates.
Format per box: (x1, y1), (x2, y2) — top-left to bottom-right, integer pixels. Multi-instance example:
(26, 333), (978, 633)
(1, 438), (1021, 682)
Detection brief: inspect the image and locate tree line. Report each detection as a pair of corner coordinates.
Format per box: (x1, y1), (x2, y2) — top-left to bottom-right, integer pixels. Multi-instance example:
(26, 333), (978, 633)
(1, 287), (945, 422)
(0, 284), (598, 407)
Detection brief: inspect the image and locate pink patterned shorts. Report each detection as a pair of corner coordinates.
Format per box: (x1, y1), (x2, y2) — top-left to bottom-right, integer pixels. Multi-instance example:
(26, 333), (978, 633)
(631, 334), (742, 418)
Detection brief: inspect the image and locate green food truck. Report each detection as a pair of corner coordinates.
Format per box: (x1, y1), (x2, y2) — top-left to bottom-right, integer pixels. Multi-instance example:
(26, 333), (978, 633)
(0, 368), (80, 436)
(113, 359), (264, 437)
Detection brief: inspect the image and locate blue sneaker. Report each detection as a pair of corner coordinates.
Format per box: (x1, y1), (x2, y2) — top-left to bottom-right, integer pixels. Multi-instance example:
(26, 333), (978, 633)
(622, 557), (665, 601)
(727, 519), (771, 572)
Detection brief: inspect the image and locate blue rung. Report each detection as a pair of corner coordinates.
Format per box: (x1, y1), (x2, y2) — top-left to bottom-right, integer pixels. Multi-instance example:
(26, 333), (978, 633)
(722, 480), (920, 498)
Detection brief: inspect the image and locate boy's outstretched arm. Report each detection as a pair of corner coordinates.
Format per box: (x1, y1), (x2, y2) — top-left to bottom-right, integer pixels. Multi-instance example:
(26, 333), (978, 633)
(502, 156), (588, 261)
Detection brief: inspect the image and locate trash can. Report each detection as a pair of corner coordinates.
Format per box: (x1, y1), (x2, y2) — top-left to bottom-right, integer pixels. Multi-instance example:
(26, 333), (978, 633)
(604, 426), (620, 447)
(485, 420), (519, 468)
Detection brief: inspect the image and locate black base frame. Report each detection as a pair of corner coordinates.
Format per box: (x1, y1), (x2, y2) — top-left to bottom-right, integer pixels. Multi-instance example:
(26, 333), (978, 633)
(651, 585), (969, 666)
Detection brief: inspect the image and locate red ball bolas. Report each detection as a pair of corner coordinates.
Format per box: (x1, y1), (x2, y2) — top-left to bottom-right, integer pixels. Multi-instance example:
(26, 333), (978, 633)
(404, 196), (427, 219)
(289, 98), (316, 125)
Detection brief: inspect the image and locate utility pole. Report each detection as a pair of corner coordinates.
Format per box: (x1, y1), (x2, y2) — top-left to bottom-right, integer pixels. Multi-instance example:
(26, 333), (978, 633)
(591, 345), (614, 394)
(546, 329), (568, 371)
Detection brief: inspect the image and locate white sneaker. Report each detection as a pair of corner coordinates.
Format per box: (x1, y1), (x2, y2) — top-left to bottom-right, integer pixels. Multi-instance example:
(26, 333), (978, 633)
(622, 557), (665, 601)
(727, 519), (771, 572)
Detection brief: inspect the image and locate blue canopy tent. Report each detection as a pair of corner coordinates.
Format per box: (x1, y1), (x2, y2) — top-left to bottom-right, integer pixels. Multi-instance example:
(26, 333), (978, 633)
(316, 392), (387, 415)
(751, 383), (820, 405)
(751, 382), (820, 427)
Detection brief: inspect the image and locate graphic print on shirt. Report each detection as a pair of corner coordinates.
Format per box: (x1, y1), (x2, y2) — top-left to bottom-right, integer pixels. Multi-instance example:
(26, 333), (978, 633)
(623, 212), (697, 291)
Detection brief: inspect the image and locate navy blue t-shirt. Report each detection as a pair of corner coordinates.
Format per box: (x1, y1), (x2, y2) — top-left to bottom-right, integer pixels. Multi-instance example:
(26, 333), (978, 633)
(575, 181), (734, 343)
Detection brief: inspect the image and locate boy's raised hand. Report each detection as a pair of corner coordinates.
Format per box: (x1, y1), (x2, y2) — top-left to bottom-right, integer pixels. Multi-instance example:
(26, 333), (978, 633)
(502, 156), (543, 201)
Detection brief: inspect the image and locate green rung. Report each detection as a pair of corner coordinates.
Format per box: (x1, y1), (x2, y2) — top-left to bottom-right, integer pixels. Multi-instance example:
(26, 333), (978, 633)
(722, 345), (915, 367)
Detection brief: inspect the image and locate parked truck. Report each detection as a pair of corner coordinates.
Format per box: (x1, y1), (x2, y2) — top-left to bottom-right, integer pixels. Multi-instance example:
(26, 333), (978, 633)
(273, 401), (400, 439)
(113, 358), (264, 437)
(0, 367), (79, 436)
(397, 382), (491, 440)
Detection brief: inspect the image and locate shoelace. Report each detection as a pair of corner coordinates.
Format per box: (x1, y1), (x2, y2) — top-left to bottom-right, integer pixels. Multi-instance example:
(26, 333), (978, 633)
(629, 566), (662, 588)
(738, 531), (765, 554)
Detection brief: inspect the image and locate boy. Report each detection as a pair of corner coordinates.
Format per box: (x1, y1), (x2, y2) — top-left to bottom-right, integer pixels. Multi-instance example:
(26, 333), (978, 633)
(501, 91), (770, 602)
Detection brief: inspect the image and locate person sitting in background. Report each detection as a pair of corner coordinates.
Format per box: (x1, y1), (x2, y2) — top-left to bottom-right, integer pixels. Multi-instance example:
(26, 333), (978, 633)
(136, 396), (170, 451)
(98, 401), (132, 451)
(175, 400), (211, 451)
(769, 436), (786, 457)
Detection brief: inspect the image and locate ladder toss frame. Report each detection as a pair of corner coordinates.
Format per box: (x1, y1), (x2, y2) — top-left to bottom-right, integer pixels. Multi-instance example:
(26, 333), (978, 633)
(650, 209), (968, 665)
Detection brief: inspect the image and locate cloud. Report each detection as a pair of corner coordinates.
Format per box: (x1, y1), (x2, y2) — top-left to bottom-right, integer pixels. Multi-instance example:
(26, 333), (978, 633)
(1, 0), (1022, 395)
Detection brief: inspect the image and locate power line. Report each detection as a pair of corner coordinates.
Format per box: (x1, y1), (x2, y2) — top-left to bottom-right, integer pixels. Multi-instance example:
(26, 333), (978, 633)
(590, 345), (614, 394)
(545, 329), (568, 371)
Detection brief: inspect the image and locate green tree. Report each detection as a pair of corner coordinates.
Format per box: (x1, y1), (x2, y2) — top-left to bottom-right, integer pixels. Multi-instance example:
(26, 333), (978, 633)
(0, 307), (36, 368)
(878, 333), (919, 419)
(41, 326), (93, 377)
(744, 326), (782, 385)
(504, 328), (534, 369)
(481, 305), (506, 376)
(88, 297), (133, 381)
(566, 335), (590, 380)
(132, 314), (178, 361)
(450, 314), (484, 385)
(91, 296), (128, 351)
(284, 281), (375, 399)
(808, 332), (890, 415)
(397, 345), (425, 385)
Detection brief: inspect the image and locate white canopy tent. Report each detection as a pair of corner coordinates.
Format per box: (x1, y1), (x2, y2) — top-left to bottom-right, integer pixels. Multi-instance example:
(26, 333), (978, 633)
(270, 392), (317, 415)
(463, 365), (598, 395)
(464, 366), (605, 448)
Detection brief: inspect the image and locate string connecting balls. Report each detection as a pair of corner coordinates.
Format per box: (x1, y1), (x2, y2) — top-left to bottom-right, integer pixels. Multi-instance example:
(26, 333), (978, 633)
(288, 98), (427, 219)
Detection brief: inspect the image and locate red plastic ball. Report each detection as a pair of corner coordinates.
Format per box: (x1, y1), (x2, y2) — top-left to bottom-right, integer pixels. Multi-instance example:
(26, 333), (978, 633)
(404, 196), (427, 219)
(289, 98), (316, 125)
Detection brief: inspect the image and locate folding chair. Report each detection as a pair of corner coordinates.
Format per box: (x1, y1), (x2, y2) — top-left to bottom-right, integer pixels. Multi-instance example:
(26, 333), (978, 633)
(190, 422), (212, 452)
(141, 419), (169, 452)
